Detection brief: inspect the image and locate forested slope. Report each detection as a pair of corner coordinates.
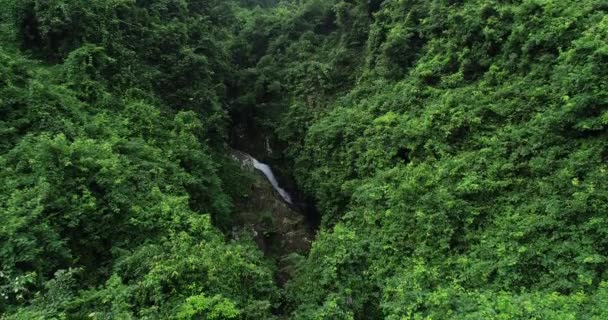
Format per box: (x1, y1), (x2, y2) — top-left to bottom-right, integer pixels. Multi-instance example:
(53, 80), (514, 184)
(0, 1), (277, 318)
(230, 0), (608, 318)
(1, 0), (608, 319)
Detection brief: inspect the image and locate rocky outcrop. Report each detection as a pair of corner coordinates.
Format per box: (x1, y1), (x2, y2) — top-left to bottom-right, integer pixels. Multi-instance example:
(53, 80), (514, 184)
(231, 150), (313, 264)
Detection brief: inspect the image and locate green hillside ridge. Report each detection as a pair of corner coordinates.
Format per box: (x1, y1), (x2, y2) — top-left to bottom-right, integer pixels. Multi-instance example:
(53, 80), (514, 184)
(1, 0), (607, 319)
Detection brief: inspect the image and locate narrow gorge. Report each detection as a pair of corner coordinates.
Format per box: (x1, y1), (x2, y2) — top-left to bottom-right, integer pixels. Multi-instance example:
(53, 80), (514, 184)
(1, 0), (607, 319)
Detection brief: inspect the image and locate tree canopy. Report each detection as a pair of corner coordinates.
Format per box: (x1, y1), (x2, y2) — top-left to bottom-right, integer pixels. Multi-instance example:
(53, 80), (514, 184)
(1, 0), (607, 319)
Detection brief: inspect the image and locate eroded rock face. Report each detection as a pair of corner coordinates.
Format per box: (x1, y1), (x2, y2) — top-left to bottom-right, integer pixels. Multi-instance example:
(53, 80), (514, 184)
(231, 150), (312, 258)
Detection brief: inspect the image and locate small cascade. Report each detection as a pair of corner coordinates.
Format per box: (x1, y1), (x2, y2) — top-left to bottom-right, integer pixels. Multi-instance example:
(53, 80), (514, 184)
(233, 150), (293, 205)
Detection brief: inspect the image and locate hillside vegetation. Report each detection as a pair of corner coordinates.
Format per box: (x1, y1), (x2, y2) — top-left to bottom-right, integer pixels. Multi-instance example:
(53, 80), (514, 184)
(1, 0), (607, 319)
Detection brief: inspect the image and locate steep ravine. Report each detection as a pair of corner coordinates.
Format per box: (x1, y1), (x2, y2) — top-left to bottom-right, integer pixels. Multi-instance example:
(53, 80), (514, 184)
(230, 149), (315, 285)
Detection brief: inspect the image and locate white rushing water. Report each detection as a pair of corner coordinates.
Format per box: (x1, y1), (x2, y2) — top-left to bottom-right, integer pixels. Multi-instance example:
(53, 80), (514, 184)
(252, 158), (293, 205)
(234, 150), (293, 205)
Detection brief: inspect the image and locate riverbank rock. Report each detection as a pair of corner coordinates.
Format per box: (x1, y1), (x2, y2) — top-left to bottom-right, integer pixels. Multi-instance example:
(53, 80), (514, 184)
(231, 150), (313, 262)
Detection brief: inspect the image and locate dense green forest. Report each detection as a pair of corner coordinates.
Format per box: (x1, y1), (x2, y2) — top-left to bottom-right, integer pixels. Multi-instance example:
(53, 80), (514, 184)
(1, 0), (607, 319)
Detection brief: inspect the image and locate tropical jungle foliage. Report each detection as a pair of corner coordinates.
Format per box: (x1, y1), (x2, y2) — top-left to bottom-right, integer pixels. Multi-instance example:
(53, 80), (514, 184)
(1, 0), (607, 319)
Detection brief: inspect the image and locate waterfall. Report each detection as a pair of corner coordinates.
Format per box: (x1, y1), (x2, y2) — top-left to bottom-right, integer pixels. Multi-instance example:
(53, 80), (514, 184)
(233, 150), (293, 205)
